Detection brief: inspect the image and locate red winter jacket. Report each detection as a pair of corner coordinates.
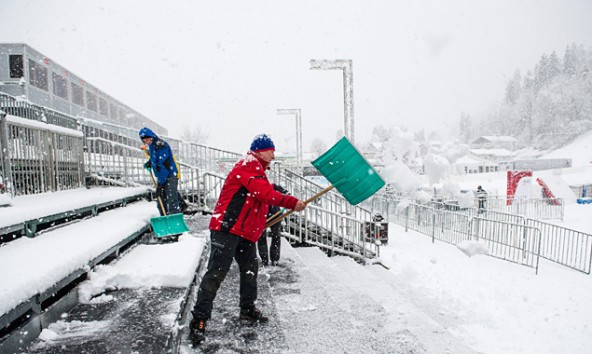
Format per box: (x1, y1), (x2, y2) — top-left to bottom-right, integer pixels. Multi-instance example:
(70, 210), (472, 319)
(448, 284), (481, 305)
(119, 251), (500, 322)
(209, 152), (299, 242)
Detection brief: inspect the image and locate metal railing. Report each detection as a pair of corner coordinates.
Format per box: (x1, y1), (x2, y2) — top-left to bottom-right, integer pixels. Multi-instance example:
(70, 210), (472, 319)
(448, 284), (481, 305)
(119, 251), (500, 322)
(85, 137), (148, 186)
(0, 92), (78, 130)
(202, 166), (380, 261)
(526, 219), (592, 274)
(285, 204), (379, 262)
(470, 217), (542, 273)
(177, 161), (201, 204)
(381, 196), (591, 274)
(1, 92), (239, 196)
(268, 164), (374, 223)
(201, 172), (226, 212)
(0, 115), (84, 196)
(486, 195), (564, 220)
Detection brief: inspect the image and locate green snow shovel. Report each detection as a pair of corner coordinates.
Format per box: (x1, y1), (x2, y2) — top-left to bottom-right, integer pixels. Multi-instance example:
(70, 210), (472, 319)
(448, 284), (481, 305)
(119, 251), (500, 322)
(266, 136), (385, 228)
(147, 171), (190, 238)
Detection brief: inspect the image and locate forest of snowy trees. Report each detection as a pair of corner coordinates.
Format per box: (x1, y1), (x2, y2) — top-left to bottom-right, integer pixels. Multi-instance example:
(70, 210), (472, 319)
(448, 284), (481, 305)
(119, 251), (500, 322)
(463, 43), (592, 150)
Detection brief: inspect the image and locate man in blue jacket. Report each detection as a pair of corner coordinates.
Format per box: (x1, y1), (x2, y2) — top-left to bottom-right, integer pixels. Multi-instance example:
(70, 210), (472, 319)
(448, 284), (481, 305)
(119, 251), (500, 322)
(139, 127), (181, 216)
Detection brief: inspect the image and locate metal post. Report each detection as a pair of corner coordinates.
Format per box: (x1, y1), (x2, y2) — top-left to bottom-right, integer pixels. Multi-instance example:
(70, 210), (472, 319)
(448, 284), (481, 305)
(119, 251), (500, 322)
(0, 109), (14, 196)
(276, 108), (302, 174)
(404, 206), (409, 232)
(310, 59), (355, 143)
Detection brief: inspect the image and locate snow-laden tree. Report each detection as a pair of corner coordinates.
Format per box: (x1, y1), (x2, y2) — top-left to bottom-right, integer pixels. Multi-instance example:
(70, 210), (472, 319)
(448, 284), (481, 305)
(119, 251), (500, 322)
(180, 124), (209, 145)
(368, 125), (422, 194)
(423, 153), (450, 186)
(474, 44), (592, 150)
(372, 125), (419, 165)
(459, 112), (472, 144)
(504, 70), (522, 105)
(431, 141), (470, 165)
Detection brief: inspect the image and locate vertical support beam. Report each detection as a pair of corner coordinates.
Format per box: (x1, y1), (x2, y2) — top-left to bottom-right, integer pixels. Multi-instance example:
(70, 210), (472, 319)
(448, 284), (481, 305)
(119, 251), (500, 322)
(0, 110), (14, 196)
(342, 60), (354, 143)
(276, 108), (302, 174)
(310, 59), (355, 143)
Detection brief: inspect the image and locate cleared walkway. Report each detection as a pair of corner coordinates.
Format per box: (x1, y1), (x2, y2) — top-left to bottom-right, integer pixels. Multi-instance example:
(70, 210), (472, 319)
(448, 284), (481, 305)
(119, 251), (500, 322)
(179, 238), (476, 353)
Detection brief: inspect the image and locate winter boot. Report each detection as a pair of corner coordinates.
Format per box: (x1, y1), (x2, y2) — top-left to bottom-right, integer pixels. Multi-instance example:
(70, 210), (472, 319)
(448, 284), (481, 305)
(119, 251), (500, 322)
(239, 307), (269, 323)
(189, 318), (207, 346)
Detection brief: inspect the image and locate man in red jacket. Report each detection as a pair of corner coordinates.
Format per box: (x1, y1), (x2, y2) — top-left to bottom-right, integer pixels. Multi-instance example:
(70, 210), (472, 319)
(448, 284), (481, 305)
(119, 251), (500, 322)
(190, 134), (306, 346)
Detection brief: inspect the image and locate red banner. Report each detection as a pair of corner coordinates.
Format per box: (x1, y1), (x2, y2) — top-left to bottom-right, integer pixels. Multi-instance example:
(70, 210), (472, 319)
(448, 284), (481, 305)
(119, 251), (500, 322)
(536, 178), (560, 205)
(507, 170), (532, 205)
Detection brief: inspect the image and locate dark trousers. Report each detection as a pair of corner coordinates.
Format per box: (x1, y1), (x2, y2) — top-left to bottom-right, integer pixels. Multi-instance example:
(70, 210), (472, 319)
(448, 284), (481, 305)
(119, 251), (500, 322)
(257, 224), (281, 263)
(157, 175), (181, 215)
(192, 230), (259, 320)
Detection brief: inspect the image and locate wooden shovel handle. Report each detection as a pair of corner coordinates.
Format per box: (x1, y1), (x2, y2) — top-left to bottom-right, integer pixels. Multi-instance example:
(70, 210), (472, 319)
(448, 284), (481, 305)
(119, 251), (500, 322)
(265, 185), (335, 228)
(149, 170), (167, 216)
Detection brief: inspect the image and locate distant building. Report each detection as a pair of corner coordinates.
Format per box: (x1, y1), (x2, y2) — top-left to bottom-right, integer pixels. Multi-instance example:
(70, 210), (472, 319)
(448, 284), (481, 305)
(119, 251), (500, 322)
(0, 43), (166, 134)
(471, 135), (518, 151)
(452, 154), (499, 174)
(470, 148), (515, 163)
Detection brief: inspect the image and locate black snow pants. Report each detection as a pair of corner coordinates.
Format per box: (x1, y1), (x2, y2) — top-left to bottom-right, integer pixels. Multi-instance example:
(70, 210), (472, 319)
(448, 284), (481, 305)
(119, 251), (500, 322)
(257, 223), (281, 263)
(192, 230), (259, 320)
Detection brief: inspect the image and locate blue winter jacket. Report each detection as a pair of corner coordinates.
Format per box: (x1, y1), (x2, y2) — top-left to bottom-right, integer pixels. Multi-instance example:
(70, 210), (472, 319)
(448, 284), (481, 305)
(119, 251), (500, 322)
(138, 127), (178, 185)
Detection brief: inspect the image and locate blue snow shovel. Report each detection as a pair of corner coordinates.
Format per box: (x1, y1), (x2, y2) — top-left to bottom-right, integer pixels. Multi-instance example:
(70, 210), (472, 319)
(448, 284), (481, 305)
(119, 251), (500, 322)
(266, 136), (385, 227)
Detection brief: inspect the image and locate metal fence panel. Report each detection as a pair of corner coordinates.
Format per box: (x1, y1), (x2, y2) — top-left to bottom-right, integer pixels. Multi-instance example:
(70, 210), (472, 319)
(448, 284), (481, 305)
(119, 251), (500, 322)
(470, 217), (541, 273)
(433, 211), (471, 244)
(526, 219), (592, 274)
(4, 120), (83, 195)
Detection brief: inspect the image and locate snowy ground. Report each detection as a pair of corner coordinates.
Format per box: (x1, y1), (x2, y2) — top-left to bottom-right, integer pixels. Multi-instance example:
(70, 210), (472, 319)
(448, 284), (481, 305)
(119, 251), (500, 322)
(381, 223), (592, 354)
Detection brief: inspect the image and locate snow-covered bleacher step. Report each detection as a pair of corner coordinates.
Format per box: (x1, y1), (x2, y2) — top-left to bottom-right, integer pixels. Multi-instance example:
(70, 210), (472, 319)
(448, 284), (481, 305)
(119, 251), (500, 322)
(0, 201), (158, 346)
(280, 243), (476, 353)
(0, 186), (149, 239)
(21, 216), (210, 354)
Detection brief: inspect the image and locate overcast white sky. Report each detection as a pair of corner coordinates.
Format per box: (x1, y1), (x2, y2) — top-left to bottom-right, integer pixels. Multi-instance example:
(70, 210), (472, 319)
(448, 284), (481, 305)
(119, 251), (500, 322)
(1, 0), (591, 153)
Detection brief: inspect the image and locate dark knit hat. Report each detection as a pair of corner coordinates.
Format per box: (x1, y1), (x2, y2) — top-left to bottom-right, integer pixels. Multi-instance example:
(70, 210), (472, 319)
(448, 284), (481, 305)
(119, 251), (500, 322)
(250, 134), (275, 152)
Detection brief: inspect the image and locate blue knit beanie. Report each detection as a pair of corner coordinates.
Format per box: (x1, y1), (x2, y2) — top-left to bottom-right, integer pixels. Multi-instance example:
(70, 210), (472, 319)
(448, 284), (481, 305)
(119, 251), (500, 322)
(250, 134), (275, 152)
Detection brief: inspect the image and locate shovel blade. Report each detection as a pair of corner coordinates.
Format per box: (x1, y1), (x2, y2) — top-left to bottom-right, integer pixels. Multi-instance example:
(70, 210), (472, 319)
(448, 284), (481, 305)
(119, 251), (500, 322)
(312, 136), (385, 205)
(150, 213), (190, 238)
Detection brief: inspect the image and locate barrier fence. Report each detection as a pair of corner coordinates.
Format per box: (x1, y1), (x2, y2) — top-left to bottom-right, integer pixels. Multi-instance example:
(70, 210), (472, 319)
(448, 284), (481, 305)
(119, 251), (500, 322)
(1, 112), (84, 195)
(526, 219), (592, 274)
(383, 199), (591, 274)
(0, 92), (240, 197)
(470, 217), (542, 273)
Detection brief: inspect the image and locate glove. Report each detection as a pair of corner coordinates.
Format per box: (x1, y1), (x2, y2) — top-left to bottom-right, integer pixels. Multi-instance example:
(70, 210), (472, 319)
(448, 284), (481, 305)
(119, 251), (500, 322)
(144, 160), (152, 170)
(274, 184), (288, 194)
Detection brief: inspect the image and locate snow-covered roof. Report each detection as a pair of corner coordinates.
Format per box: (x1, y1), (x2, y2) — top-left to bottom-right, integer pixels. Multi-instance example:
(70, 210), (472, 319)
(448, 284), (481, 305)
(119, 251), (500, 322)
(473, 135), (518, 143)
(470, 148), (514, 157)
(455, 155), (494, 165)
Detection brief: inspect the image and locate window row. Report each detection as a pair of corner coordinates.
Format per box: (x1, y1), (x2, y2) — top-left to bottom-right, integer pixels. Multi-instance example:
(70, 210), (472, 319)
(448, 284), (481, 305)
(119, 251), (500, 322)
(7, 55), (124, 119)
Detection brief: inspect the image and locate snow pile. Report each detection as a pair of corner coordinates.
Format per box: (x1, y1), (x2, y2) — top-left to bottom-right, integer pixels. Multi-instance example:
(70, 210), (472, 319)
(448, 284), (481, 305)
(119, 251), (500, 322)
(456, 240), (489, 257)
(514, 177), (543, 199)
(34, 320), (111, 348)
(381, 160), (421, 194)
(0, 192), (12, 207)
(78, 232), (206, 303)
(458, 191), (475, 209)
